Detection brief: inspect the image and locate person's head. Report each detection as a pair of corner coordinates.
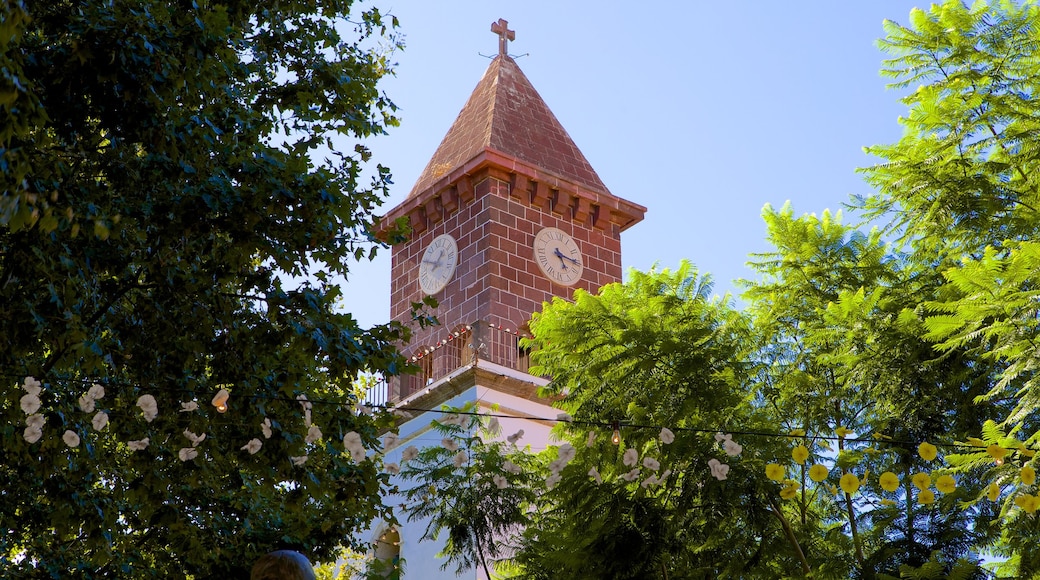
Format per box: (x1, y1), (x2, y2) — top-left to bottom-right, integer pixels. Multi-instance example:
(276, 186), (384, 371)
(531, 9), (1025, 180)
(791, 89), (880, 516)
(250, 550), (317, 580)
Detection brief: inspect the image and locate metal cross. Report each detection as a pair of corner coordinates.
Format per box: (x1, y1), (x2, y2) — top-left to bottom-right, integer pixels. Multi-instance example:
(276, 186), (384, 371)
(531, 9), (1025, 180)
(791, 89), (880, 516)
(491, 18), (515, 56)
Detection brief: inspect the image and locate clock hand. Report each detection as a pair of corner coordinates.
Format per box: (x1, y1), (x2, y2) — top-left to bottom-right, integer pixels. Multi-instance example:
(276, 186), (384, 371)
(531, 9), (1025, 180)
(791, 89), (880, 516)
(553, 248), (580, 266)
(553, 248), (569, 270)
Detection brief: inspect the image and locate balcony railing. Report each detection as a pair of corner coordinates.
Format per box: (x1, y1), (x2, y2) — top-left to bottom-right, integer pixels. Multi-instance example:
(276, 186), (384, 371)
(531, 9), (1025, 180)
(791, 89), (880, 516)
(365, 320), (532, 406)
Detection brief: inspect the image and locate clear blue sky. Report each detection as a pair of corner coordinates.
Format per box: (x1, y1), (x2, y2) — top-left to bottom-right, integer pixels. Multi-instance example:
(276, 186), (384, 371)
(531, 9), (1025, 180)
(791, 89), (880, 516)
(340, 2), (913, 329)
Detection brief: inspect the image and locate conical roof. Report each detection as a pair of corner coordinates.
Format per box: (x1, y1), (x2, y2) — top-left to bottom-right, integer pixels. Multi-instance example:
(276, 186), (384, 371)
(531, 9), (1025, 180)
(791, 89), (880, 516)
(408, 55), (611, 198)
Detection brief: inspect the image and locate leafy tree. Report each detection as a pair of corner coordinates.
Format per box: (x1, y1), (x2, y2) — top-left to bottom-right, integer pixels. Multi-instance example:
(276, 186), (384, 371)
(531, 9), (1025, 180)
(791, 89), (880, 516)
(743, 204), (995, 579)
(0, 0), (409, 577)
(505, 263), (808, 579)
(858, 1), (1040, 574)
(397, 407), (539, 578)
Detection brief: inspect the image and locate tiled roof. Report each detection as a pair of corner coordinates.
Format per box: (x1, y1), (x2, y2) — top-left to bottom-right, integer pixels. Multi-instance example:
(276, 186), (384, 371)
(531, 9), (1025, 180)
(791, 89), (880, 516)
(408, 55), (611, 198)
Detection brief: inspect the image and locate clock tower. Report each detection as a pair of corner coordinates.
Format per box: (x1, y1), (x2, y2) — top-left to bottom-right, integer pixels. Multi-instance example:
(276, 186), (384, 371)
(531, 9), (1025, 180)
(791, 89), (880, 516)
(377, 19), (645, 407)
(370, 21), (645, 576)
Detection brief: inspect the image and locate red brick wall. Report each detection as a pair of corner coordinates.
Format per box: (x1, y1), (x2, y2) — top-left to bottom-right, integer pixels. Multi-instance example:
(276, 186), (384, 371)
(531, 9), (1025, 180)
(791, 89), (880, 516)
(390, 172), (623, 367)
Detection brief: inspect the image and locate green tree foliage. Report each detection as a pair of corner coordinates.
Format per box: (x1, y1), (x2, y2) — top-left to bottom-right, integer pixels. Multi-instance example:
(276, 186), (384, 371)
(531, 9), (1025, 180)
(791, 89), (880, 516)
(858, 2), (1040, 574)
(743, 204), (995, 578)
(0, 0), (409, 577)
(398, 408), (539, 578)
(506, 263), (810, 579)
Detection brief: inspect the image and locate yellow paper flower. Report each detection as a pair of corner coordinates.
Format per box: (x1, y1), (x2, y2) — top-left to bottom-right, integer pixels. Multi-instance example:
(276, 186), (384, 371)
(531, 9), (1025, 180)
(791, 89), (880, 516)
(808, 463), (829, 482)
(839, 472), (860, 495)
(789, 429), (806, 437)
(880, 498), (896, 506)
(1017, 443), (1036, 458)
(791, 445), (809, 465)
(835, 426), (855, 439)
(935, 474), (956, 494)
(780, 484), (799, 500)
(987, 444), (1007, 465)
(1021, 494), (1039, 514)
(766, 463), (785, 482)
(917, 442), (937, 462)
(987, 482), (1001, 501)
(1014, 493), (1040, 513)
(918, 489), (936, 505)
(879, 471), (900, 492)
(1022, 464), (1036, 486)
(911, 472), (931, 491)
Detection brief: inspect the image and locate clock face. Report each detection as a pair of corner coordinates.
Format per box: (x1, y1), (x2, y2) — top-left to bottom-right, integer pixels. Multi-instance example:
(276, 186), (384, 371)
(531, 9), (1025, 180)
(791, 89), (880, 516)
(533, 227), (584, 286)
(418, 234), (458, 295)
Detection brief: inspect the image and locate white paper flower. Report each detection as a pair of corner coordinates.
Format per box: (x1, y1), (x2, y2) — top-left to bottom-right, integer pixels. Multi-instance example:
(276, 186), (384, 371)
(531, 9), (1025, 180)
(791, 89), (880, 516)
(623, 448), (639, 467)
(622, 468), (641, 482)
(86, 383), (105, 400)
(291, 455), (308, 466)
(92, 411), (109, 431)
(556, 412), (573, 422)
(137, 395), (158, 422)
(178, 447), (198, 461)
(487, 417), (501, 435)
(261, 417), (272, 439)
(183, 429), (206, 447)
(384, 462), (400, 475)
(586, 431), (598, 447)
(558, 442), (576, 463)
(20, 393), (41, 415)
(241, 438), (262, 455)
(305, 424), (322, 445)
(127, 438), (150, 451)
(358, 404), (372, 416)
(78, 393), (97, 413)
(714, 432), (732, 443)
(401, 445), (419, 462)
(25, 413), (45, 430)
(452, 450), (467, 468)
(502, 460), (521, 475)
(506, 429), (524, 445)
(180, 401), (199, 413)
(22, 376), (42, 396)
(708, 458), (729, 481)
(723, 439), (743, 457)
(642, 456), (660, 471)
(63, 429), (80, 448)
(382, 432), (399, 450)
(546, 473), (562, 489)
(660, 427), (675, 444)
(343, 431), (366, 462)
(24, 426), (43, 444)
(493, 474), (509, 489)
(549, 458), (567, 474)
(588, 466), (602, 484)
(441, 438), (459, 452)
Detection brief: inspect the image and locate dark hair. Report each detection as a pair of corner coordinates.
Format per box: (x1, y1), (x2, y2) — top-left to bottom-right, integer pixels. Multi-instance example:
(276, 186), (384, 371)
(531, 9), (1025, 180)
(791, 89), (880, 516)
(250, 550), (317, 580)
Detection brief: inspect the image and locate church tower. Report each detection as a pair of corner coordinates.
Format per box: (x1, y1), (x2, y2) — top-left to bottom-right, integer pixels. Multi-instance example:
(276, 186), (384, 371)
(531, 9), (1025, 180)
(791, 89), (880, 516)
(370, 19), (645, 577)
(378, 19), (644, 406)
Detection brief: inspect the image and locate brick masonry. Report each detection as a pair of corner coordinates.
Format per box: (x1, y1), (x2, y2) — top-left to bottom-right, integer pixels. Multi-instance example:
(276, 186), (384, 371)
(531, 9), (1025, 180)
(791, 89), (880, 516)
(391, 172), (623, 331)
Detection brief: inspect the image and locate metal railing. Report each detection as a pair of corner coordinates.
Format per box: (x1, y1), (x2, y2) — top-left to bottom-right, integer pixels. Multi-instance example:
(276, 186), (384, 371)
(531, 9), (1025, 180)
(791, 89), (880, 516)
(367, 320), (533, 405)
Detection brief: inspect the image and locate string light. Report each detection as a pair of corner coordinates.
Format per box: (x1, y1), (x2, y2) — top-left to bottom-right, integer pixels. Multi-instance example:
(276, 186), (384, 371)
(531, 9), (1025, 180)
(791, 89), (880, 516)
(211, 388), (230, 413)
(2, 372), (1034, 458)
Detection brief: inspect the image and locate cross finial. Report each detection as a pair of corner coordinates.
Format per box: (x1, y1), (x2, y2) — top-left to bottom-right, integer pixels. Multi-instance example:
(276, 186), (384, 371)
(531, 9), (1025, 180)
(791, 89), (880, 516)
(491, 18), (514, 57)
